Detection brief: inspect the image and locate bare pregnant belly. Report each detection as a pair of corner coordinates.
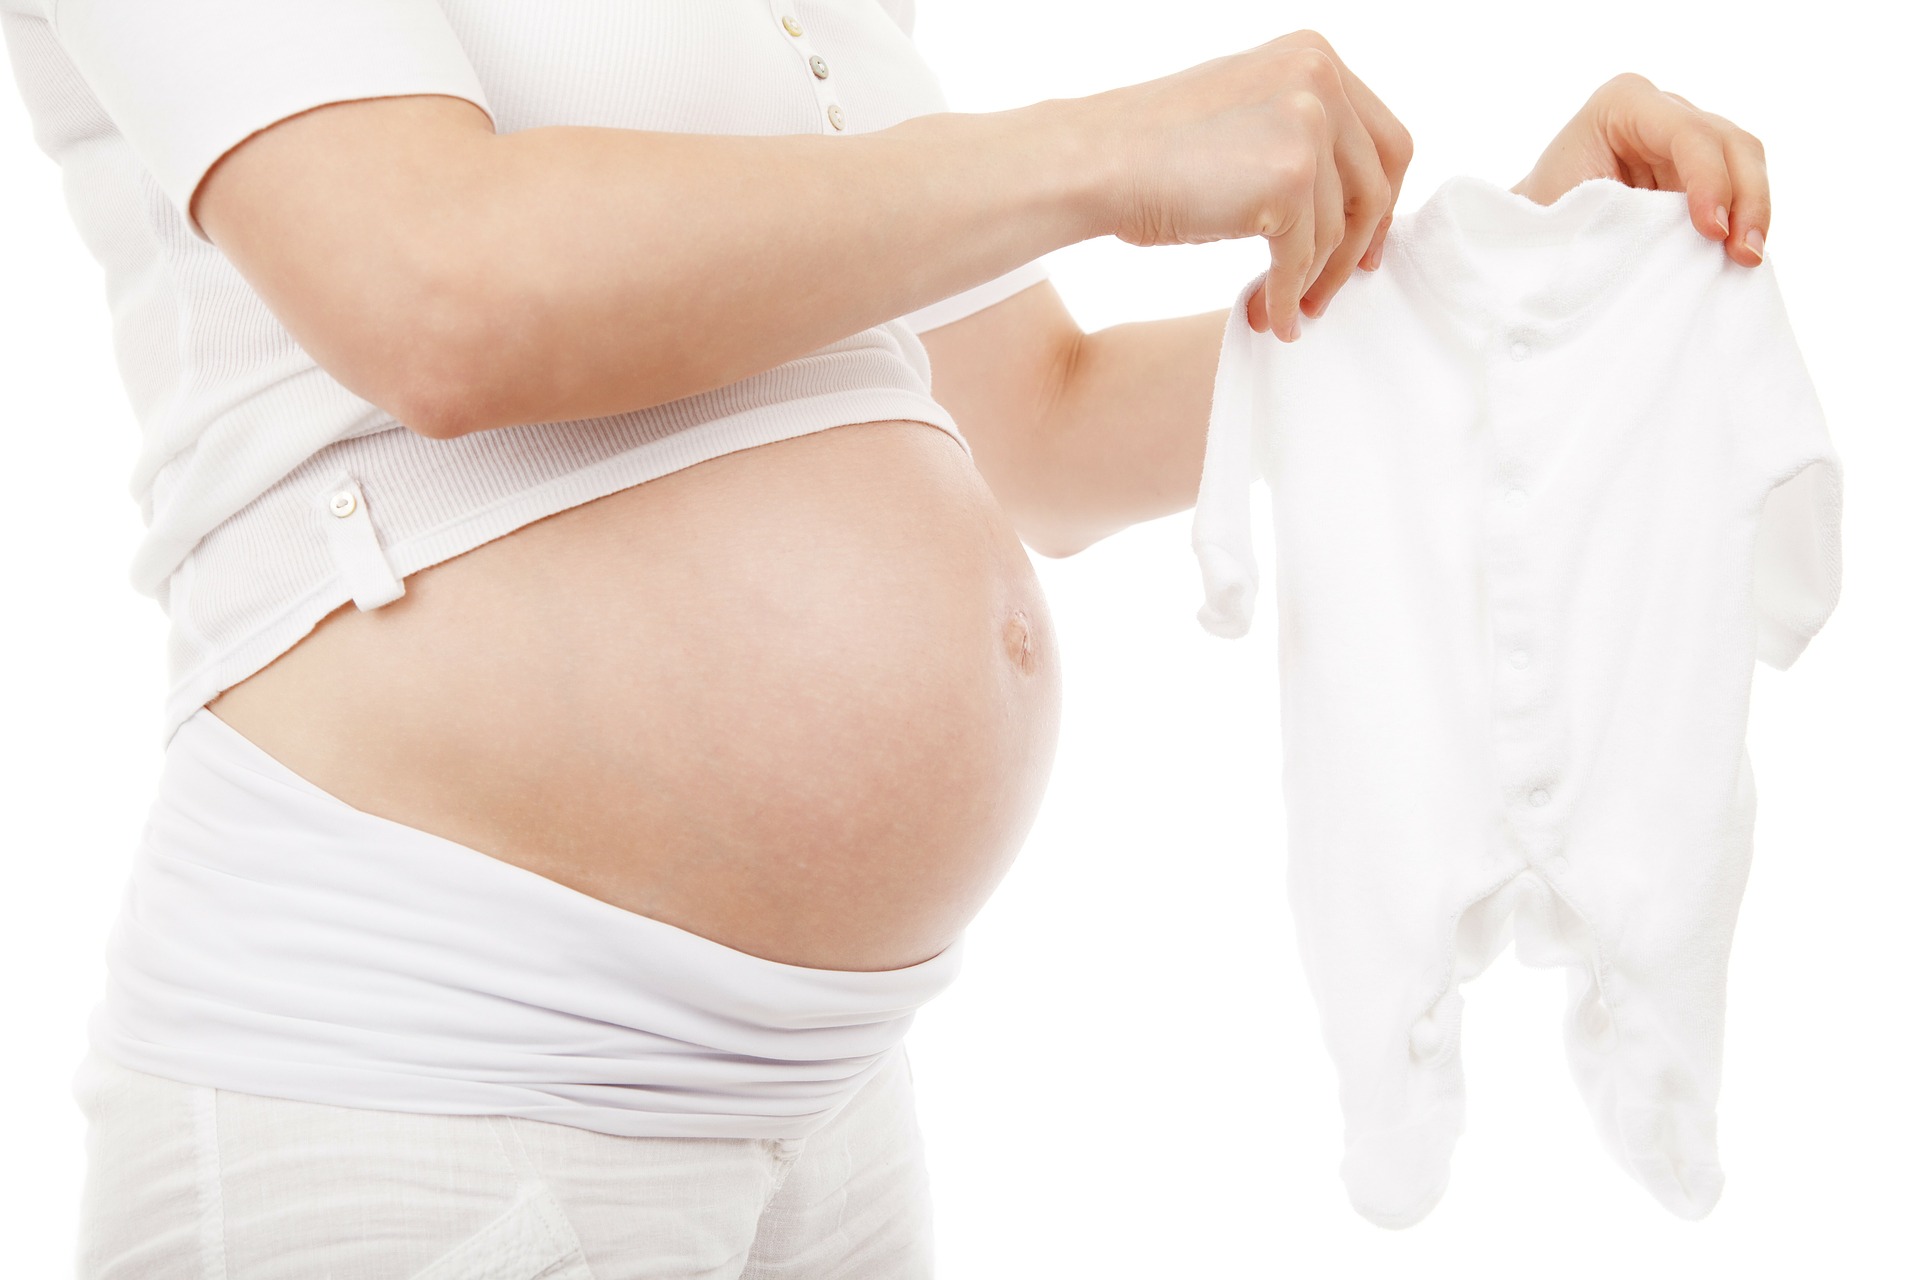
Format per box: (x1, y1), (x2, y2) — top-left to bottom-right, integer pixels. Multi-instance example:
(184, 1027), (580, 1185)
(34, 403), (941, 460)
(204, 420), (1062, 972)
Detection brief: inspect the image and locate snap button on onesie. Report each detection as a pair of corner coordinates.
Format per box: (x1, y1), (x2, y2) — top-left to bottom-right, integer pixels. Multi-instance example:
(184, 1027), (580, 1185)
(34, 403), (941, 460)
(1191, 174), (1843, 1227)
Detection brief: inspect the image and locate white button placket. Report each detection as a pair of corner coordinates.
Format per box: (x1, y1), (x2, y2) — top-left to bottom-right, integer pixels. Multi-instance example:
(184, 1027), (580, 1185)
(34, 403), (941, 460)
(769, 3), (847, 132)
(1483, 326), (1563, 873)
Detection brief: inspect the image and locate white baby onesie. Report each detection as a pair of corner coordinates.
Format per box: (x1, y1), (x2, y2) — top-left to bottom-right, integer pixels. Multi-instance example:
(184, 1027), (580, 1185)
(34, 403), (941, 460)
(1191, 174), (1842, 1227)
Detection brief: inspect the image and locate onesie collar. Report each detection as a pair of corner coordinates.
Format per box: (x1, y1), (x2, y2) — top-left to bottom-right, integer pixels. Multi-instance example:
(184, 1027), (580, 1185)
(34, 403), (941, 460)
(1393, 174), (1691, 344)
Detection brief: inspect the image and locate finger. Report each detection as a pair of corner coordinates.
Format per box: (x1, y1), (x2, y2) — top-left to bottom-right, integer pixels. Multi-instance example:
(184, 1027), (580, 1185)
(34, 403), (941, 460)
(1721, 131), (1770, 265)
(1607, 74), (1770, 265)
(1605, 82), (1697, 189)
(1664, 126), (1734, 245)
(1311, 42), (1412, 206)
(1264, 154), (1319, 343)
(1360, 211), (1392, 273)
(1296, 113), (1346, 317)
(1301, 84), (1392, 315)
(1305, 41), (1414, 265)
(1267, 115), (1344, 339)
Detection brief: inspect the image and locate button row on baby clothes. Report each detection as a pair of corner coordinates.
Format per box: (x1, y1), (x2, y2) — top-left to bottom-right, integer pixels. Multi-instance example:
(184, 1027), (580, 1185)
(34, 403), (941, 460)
(1495, 334), (1559, 847)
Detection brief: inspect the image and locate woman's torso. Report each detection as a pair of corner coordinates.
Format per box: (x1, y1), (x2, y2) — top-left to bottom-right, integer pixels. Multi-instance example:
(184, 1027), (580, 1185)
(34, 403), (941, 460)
(2, 0), (1067, 972)
(207, 419), (1062, 973)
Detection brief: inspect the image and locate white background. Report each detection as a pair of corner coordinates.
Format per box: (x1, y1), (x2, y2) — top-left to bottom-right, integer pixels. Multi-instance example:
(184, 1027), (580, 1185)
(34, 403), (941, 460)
(3, 1), (1914, 1275)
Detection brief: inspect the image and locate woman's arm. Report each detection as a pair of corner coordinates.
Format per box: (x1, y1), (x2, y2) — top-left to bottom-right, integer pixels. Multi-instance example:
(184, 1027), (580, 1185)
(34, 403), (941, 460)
(194, 95), (1102, 441)
(192, 29), (1410, 442)
(918, 284), (1224, 559)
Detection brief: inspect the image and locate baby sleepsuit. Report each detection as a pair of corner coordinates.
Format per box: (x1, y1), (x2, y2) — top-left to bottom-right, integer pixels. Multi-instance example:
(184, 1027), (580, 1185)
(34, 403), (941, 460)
(1190, 173), (1843, 1227)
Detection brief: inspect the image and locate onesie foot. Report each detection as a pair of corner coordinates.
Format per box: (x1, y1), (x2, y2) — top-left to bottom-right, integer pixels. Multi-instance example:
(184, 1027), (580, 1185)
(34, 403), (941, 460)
(1612, 1103), (1725, 1220)
(1340, 1108), (1463, 1229)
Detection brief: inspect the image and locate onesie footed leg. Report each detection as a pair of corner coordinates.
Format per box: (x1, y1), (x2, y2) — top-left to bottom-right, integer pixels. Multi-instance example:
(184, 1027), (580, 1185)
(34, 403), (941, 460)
(1559, 965), (1726, 1220)
(1338, 1095), (1464, 1229)
(1336, 986), (1473, 1229)
(1518, 879), (1728, 1219)
(1610, 1101), (1724, 1219)
(1331, 875), (1535, 1227)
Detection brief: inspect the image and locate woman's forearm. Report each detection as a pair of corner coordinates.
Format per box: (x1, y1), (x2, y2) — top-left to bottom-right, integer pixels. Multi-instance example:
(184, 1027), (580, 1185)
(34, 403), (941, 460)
(1021, 308), (1230, 557)
(423, 103), (1111, 438)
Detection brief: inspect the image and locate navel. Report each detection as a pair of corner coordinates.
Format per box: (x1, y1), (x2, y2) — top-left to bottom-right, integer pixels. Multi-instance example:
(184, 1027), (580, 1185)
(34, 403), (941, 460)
(1002, 609), (1039, 675)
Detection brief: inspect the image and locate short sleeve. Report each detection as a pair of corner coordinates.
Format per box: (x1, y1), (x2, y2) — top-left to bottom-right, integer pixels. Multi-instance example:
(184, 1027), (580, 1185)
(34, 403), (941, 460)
(1725, 252), (1844, 671)
(48, 0), (495, 244)
(896, 258), (1052, 335)
(872, 0), (918, 37)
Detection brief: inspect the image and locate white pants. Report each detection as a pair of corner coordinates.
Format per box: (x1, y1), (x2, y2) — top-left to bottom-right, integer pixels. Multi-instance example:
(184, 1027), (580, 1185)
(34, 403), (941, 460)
(72, 1042), (936, 1279)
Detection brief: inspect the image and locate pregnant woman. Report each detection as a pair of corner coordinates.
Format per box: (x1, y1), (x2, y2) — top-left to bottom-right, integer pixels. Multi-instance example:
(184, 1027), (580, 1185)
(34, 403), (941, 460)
(0, 2), (1771, 1274)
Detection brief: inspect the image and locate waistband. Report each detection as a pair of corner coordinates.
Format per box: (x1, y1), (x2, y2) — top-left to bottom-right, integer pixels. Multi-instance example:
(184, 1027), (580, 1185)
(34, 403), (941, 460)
(90, 707), (965, 1139)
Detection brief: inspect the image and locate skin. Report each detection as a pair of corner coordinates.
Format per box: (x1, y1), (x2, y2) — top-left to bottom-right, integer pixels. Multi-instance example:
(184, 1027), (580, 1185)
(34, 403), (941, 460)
(197, 31), (1770, 972)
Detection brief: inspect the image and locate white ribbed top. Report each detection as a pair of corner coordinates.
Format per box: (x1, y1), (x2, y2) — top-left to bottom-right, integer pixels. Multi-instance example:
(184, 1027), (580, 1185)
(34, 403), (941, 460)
(0, 0), (1049, 750)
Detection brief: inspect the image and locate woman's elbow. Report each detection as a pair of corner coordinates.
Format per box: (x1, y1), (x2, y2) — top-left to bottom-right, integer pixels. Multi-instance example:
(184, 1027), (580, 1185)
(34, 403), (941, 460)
(366, 264), (505, 441)
(389, 378), (483, 441)
(1018, 514), (1097, 560)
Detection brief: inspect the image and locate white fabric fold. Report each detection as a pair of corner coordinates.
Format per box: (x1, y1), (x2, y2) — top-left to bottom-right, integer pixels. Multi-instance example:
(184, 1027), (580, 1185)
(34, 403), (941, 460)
(90, 706), (964, 1140)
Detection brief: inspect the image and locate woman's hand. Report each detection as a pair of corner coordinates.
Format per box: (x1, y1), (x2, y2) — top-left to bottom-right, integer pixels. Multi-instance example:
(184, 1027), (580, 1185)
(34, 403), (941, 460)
(1511, 72), (1769, 266)
(1090, 29), (1414, 340)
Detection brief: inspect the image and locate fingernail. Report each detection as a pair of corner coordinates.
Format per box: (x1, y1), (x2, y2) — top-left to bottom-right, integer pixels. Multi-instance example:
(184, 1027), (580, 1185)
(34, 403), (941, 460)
(1284, 312), (1302, 342)
(1743, 227), (1765, 261)
(1712, 205), (1729, 236)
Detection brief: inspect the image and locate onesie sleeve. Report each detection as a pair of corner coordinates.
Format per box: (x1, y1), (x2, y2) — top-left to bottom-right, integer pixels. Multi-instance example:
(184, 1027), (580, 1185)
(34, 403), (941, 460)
(1189, 272), (1267, 639)
(47, 0), (495, 244)
(1723, 252), (1844, 671)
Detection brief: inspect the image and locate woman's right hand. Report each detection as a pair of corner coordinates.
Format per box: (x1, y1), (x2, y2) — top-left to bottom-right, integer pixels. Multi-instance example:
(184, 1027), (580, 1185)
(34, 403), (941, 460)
(1087, 29), (1413, 341)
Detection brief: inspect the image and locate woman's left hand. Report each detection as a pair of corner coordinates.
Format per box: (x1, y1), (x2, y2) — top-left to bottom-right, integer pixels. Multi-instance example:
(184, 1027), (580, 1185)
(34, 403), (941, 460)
(1511, 72), (1769, 266)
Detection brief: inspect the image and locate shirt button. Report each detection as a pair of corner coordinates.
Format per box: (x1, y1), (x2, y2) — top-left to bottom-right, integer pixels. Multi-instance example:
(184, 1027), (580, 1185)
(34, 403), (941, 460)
(1508, 338), (1530, 361)
(1509, 648), (1531, 669)
(1544, 853), (1570, 877)
(809, 54), (830, 79)
(1504, 486), (1527, 507)
(1529, 787), (1551, 808)
(782, 15), (805, 37)
(826, 103), (846, 131)
(328, 490), (357, 518)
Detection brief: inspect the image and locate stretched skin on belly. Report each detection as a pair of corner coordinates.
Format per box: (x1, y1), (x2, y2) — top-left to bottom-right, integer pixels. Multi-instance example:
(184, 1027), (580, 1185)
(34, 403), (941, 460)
(206, 419), (1064, 972)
